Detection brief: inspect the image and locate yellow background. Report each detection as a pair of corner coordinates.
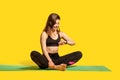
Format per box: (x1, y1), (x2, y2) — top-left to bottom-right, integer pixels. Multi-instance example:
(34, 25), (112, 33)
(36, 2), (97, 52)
(0, 0), (120, 80)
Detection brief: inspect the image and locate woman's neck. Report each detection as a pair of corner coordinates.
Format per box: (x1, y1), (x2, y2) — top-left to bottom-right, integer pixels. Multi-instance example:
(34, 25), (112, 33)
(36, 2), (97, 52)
(51, 31), (57, 35)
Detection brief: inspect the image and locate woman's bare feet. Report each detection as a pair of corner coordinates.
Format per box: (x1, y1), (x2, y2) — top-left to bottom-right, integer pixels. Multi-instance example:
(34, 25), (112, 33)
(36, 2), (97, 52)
(54, 64), (66, 71)
(60, 63), (67, 68)
(49, 64), (67, 71)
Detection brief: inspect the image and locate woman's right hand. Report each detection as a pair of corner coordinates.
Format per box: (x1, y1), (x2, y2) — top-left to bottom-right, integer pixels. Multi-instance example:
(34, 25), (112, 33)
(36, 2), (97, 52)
(48, 61), (55, 69)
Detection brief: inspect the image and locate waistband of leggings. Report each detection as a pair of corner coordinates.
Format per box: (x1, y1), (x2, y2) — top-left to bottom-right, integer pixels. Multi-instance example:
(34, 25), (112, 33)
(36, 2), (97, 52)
(48, 53), (58, 55)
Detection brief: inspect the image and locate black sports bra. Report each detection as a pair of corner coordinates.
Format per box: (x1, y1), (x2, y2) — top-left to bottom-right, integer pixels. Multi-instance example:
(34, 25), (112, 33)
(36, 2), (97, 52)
(46, 33), (60, 46)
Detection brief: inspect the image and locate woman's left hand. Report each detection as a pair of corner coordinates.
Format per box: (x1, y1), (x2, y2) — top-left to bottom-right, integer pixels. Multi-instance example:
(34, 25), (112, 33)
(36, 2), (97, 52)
(58, 39), (67, 45)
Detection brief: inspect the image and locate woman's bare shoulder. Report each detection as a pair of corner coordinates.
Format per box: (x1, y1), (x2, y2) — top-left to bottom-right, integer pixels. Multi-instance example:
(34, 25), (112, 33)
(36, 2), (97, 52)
(59, 31), (66, 36)
(41, 31), (48, 38)
(59, 31), (66, 38)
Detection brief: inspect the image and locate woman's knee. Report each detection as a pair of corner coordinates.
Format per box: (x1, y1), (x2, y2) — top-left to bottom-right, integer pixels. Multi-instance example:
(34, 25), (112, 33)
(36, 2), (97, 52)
(74, 51), (83, 59)
(30, 50), (40, 57)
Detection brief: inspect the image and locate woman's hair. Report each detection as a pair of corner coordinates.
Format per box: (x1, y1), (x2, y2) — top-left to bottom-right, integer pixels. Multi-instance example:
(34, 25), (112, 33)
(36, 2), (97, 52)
(43, 13), (60, 33)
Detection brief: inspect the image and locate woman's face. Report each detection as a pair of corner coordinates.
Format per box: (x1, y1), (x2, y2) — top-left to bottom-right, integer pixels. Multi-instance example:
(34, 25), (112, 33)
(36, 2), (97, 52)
(52, 19), (60, 31)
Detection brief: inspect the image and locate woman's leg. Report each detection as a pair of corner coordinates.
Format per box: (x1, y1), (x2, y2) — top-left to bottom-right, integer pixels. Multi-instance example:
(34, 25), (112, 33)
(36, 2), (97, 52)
(30, 51), (48, 69)
(53, 51), (82, 66)
(30, 51), (66, 70)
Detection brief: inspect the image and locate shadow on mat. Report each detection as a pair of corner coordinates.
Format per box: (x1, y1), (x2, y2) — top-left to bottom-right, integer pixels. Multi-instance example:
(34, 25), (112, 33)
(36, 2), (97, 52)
(20, 66), (55, 71)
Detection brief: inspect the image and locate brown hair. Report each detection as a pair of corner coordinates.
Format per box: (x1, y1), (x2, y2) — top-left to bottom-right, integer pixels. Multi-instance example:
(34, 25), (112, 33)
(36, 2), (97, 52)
(43, 13), (60, 33)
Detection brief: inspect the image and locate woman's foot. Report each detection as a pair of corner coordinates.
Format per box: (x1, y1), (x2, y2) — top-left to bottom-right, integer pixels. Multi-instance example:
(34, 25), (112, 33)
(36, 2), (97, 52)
(49, 63), (67, 71)
(54, 64), (66, 71)
(60, 63), (67, 68)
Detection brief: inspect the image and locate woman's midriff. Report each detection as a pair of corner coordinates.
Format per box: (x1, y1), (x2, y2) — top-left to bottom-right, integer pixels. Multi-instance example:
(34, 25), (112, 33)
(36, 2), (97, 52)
(46, 46), (58, 54)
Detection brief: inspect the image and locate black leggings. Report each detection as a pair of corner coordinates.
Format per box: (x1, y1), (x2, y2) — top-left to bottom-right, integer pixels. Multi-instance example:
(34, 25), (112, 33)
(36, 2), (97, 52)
(30, 51), (82, 69)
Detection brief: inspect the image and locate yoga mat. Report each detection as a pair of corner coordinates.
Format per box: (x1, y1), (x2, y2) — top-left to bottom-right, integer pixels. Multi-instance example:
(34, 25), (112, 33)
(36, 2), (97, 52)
(0, 65), (111, 71)
(66, 66), (111, 71)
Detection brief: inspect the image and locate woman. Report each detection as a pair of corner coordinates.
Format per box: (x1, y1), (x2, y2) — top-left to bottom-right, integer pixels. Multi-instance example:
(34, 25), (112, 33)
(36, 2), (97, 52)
(30, 13), (82, 71)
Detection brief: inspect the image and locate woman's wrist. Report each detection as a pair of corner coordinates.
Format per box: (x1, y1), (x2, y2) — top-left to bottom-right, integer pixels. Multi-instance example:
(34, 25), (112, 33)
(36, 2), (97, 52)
(49, 60), (52, 62)
(65, 40), (68, 44)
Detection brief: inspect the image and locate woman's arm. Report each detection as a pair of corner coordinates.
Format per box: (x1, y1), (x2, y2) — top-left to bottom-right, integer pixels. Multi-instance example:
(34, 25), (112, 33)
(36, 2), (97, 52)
(40, 32), (55, 68)
(40, 32), (53, 62)
(60, 32), (76, 46)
